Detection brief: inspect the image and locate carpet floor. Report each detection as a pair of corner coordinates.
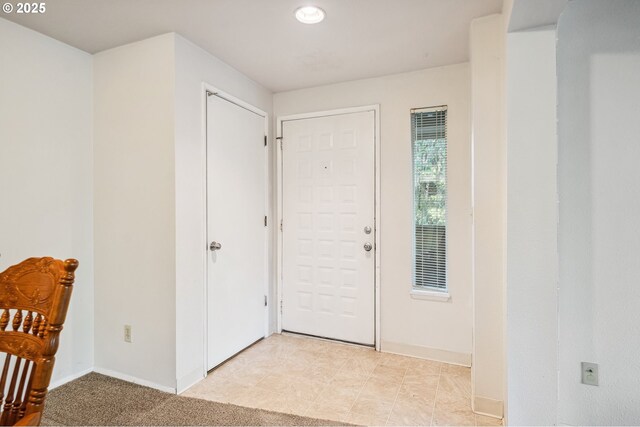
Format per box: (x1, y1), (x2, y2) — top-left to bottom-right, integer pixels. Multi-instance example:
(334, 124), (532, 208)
(42, 373), (347, 426)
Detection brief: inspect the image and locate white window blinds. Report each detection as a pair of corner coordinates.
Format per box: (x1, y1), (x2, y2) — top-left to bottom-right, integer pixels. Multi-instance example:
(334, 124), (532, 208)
(411, 106), (447, 291)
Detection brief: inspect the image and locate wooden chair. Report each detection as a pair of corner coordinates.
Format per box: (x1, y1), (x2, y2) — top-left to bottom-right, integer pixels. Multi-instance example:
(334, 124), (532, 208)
(0, 257), (78, 426)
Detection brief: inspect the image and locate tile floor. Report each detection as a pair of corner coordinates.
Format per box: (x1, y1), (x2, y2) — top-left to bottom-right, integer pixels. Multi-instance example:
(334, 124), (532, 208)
(182, 334), (503, 426)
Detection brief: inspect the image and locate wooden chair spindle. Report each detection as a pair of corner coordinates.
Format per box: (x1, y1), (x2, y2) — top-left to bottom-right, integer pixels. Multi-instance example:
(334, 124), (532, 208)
(18, 370), (33, 420)
(21, 313), (32, 335)
(0, 354), (12, 407)
(9, 360), (30, 425)
(0, 311), (9, 332)
(36, 320), (46, 339)
(30, 316), (40, 338)
(0, 357), (22, 425)
(11, 311), (22, 332)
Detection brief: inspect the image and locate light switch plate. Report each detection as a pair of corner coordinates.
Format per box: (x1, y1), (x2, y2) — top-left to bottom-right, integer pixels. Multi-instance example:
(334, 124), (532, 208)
(581, 362), (598, 386)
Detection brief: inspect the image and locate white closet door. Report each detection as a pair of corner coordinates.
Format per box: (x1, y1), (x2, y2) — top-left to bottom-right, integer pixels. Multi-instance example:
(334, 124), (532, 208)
(207, 94), (266, 370)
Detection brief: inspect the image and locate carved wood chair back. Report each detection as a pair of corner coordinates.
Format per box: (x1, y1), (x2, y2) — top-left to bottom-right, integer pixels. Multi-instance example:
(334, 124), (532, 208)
(0, 257), (78, 426)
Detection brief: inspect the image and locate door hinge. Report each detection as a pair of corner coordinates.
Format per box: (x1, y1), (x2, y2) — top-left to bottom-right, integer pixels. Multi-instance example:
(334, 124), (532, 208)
(264, 135), (267, 147)
(264, 295), (268, 307)
(280, 219), (283, 232)
(280, 299), (283, 314)
(264, 216), (268, 227)
(276, 136), (283, 150)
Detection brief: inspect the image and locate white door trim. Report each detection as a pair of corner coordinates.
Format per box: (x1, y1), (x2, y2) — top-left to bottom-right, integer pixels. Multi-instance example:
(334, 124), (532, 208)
(276, 105), (381, 351)
(201, 83), (270, 377)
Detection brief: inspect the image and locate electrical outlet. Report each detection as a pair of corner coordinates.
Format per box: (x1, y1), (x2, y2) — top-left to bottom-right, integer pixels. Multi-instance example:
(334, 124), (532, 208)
(124, 325), (132, 343)
(581, 362), (598, 386)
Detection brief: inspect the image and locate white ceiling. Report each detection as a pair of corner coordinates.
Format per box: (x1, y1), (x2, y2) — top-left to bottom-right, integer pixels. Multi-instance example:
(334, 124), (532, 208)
(5, 0), (503, 92)
(508, 0), (567, 32)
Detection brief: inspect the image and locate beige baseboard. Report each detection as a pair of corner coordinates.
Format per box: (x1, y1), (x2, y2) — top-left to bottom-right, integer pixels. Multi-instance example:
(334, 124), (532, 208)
(94, 367), (176, 394)
(380, 340), (472, 366)
(176, 368), (205, 394)
(473, 395), (504, 419)
(49, 367), (93, 390)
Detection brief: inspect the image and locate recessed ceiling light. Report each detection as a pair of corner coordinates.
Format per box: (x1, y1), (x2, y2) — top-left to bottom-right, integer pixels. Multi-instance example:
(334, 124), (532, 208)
(295, 6), (326, 24)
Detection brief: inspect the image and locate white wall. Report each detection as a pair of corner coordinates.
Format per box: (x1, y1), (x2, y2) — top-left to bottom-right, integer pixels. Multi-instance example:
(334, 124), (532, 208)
(557, 1), (640, 424)
(174, 34), (273, 392)
(0, 18), (94, 385)
(469, 14), (505, 419)
(505, 27), (558, 426)
(93, 34), (177, 391)
(92, 31), (273, 393)
(274, 65), (473, 364)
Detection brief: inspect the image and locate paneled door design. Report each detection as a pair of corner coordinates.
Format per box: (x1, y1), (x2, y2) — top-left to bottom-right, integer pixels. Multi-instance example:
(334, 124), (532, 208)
(207, 93), (266, 370)
(281, 110), (375, 345)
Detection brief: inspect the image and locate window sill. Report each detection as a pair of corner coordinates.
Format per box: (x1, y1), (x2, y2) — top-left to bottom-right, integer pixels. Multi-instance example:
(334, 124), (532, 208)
(410, 288), (451, 302)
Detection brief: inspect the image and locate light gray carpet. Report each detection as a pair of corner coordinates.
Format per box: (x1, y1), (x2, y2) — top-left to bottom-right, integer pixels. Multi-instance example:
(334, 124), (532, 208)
(42, 373), (347, 426)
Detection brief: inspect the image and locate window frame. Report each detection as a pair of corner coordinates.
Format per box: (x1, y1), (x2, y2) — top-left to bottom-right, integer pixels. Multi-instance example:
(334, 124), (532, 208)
(410, 105), (449, 297)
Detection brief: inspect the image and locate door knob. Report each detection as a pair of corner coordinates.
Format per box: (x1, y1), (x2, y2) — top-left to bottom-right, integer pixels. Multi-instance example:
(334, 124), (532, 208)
(209, 241), (222, 251)
(364, 242), (373, 252)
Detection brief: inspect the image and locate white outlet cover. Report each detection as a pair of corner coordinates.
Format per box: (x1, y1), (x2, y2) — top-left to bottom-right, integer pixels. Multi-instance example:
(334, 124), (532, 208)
(581, 362), (598, 386)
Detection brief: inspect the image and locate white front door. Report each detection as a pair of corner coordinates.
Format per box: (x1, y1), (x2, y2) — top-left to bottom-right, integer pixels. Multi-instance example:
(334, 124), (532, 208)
(281, 110), (375, 345)
(207, 93), (266, 370)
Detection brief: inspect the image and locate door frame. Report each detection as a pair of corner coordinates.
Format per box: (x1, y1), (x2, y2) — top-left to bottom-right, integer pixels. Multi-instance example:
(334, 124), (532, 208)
(276, 105), (381, 351)
(201, 83), (270, 376)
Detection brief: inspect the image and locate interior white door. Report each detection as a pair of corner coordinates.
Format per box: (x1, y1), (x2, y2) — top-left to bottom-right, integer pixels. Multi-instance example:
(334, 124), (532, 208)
(207, 94), (266, 370)
(282, 110), (375, 345)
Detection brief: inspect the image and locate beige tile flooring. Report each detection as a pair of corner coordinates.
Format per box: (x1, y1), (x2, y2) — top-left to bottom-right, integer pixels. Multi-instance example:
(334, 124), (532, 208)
(182, 333), (503, 426)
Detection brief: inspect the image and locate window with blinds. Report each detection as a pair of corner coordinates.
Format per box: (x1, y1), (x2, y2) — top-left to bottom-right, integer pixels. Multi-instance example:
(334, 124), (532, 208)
(411, 106), (447, 291)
